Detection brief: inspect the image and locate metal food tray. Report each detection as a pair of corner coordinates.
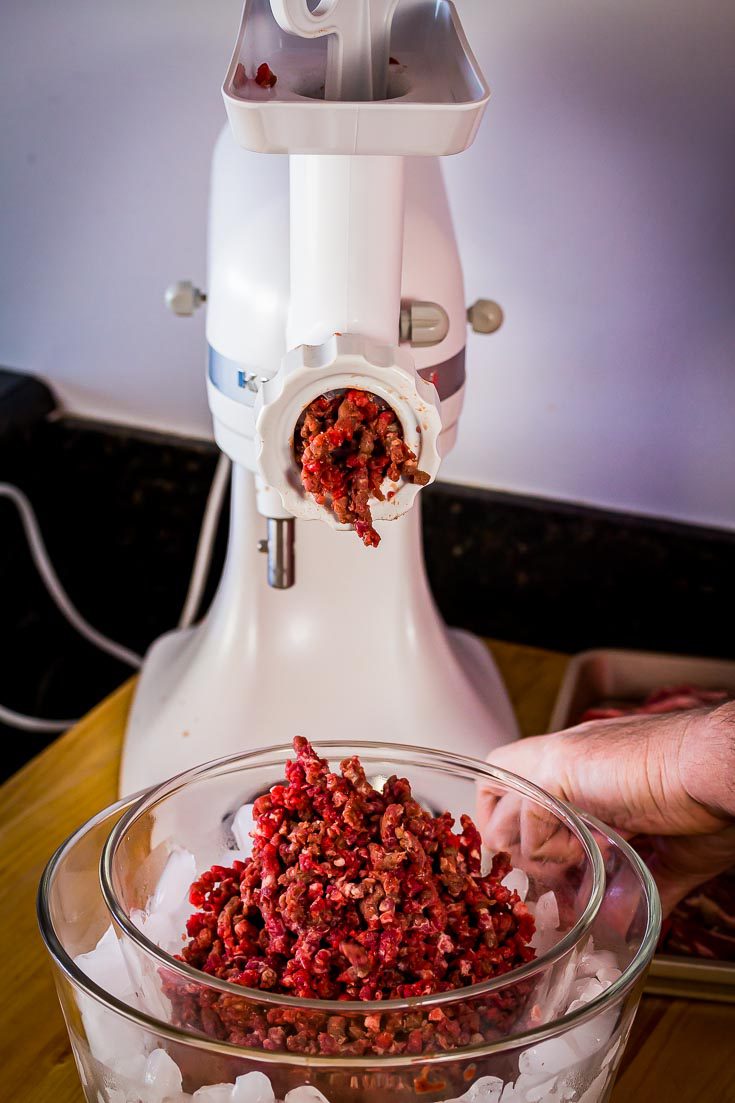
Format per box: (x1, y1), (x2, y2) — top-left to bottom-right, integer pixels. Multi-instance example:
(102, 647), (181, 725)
(549, 647), (735, 1003)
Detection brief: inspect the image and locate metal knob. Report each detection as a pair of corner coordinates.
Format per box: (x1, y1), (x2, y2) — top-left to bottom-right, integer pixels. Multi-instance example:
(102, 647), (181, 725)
(467, 299), (504, 334)
(165, 280), (206, 317)
(400, 302), (450, 348)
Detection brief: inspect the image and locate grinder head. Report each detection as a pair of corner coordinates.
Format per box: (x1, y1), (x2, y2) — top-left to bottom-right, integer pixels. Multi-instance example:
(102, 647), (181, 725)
(255, 334), (442, 529)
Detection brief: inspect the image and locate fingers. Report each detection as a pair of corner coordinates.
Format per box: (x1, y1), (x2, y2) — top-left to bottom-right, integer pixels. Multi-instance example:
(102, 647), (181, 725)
(480, 735), (585, 885)
(483, 715), (735, 924)
(478, 776), (593, 938)
(487, 711), (723, 840)
(479, 733), (570, 834)
(485, 735), (565, 797)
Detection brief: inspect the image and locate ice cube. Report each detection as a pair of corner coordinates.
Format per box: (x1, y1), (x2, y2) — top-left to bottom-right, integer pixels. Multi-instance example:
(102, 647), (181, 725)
(464, 1076), (504, 1102)
(533, 892), (560, 931)
(502, 868), (529, 902)
(595, 965), (622, 988)
(153, 848), (197, 914)
(75, 926), (137, 1002)
(115, 917), (176, 1021)
(232, 1072), (275, 1103)
(135, 904), (188, 956)
(78, 990), (147, 1066)
(577, 949), (617, 980)
(134, 909), (174, 944)
(519, 1035), (578, 1078)
(137, 967), (172, 1021)
(144, 1049), (183, 1100)
(529, 892), (560, 954)
(232, 804), (256, 857)
(132, 907), (148, 932)
(538, 948), (583, 1018)
(284, 1088), (331, 1103)
(119, 937), (145, 990)
(74, 930), (149, 1067)
(576, 979), (604, 1004)
(564, 1010), (617, 1063)
(496, 1075), (545, 1103)
(192, 1086), (235, 1102)
(521, 1077), (558, 1102)
(105, 1091), (127, 1103)
(577, 1069), (609, 1103)
(110, 1053), (147, 1083)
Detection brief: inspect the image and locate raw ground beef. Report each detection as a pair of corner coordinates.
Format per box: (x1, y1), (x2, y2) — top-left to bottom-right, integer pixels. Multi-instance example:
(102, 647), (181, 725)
(233, 62), (277, 90)
(164, 738), (536, 1056)
(579, 684), (728, 722)
(662, 869), (735, 961)
(580, 683), (735, 963)
(295, 390), (430, 547)
(255, 62), (277, 89)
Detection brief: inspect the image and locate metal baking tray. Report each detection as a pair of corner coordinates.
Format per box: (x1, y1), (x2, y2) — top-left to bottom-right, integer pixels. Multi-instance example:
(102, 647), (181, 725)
(549, 648), (735, 1002)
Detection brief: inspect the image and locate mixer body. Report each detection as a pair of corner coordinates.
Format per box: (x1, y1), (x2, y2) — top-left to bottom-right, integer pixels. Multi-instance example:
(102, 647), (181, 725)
(120, 0), (518, 795)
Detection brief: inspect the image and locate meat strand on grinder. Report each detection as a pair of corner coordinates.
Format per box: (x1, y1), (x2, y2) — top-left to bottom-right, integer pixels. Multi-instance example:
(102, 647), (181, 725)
(164, 737), (536, 1057)
(296, 390), (430, 547)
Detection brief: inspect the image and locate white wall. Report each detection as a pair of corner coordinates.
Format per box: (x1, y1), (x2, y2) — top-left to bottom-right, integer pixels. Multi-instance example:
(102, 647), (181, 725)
(2, 1), (734, 529)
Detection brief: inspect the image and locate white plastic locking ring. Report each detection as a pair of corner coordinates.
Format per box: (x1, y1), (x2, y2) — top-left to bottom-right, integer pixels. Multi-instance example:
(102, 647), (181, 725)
(255, 334), (442, 527)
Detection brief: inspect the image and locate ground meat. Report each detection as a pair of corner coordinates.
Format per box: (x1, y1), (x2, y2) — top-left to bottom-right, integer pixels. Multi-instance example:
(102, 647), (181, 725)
(233, 62), (277, 91)
(164, 738), (535, 1056)
(662, 869), (735, 961)
(255, 62), (277, 89)
(295, 390), (430, 547)
(580, 684), (729, 722)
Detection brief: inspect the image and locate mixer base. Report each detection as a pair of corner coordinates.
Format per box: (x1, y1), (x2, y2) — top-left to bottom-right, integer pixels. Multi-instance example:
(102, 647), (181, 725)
(120, 467), (519, 795)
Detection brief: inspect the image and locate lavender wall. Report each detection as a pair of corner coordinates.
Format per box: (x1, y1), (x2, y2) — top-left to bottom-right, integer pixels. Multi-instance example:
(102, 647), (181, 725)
(2, 1), (734, 528)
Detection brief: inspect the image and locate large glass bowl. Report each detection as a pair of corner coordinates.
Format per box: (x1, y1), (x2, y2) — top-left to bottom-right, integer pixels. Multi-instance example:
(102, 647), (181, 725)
(38, 742), (661, 1103)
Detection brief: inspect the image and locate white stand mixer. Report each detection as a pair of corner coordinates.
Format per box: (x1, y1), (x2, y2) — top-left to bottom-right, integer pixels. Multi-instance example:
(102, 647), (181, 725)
(120, 0), (517, 796)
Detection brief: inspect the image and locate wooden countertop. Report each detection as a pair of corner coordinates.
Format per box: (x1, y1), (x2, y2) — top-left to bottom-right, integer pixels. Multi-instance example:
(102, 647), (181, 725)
(1, 639), (733, 1102)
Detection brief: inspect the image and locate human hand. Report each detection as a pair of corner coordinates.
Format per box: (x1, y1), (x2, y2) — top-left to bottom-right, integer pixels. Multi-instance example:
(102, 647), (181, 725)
(483, 700), (735, 915)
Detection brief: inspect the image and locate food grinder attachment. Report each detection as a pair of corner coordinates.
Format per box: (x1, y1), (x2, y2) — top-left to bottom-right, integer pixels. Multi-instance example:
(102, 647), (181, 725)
(211, 0), (486, 587)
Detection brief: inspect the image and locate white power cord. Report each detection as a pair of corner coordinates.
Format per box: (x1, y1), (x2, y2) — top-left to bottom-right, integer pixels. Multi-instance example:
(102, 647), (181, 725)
(178, 452), (231, 628)
(0, 483), (144, 669)
(0, 454), (231, 734)
(0, 702), (79, 734)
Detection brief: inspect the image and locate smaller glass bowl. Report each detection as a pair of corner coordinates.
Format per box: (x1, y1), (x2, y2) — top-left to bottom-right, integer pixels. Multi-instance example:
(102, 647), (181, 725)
(100, 742), (606, 1061)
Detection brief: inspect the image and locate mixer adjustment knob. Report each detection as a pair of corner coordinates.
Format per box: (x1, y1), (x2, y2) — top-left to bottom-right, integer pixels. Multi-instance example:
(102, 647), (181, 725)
(165, 280), (206, 317)
(400, 302), (450, 348)
(467, 299), (504, 334)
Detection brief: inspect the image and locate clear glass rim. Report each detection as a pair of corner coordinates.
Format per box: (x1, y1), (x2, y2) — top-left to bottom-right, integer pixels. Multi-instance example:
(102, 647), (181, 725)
(38, 792), (661, 1069)
(99, 739), (607, 1013)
